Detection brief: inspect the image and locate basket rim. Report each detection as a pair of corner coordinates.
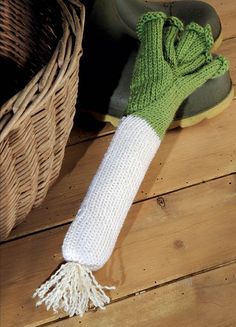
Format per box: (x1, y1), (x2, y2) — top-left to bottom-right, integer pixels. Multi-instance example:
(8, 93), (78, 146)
(0, 0), (85, 143)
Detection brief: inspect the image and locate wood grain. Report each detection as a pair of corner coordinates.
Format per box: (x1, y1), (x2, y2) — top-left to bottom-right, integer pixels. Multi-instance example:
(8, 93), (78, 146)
(219, 38), (236, 86)
(207, 0), (236, 40)
(9, 100), (236, 239)
(1, 175), (235, 327)
(67, 115), (114, 146)
(47, 263), (236, 327)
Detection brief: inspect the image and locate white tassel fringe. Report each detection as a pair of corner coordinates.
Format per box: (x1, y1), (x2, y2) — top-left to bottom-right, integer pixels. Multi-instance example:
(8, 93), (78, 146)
(33, 262), (115, 317)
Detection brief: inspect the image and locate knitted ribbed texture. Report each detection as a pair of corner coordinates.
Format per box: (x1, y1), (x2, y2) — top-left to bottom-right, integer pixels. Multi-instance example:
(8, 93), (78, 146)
(34, 12), (230, 317)
(63, 115), (161, 270)
(126, 12), (229, 139)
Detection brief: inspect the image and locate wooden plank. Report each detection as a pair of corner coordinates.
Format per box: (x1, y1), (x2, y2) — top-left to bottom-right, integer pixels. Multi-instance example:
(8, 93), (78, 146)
(1, 175), (236, 327)
(67, 114), (114, 146)
(219, 38), (236, 87)
(8, 100), (236, 239)
(207, 0), (236, 40)
(47, 263), (236, 327)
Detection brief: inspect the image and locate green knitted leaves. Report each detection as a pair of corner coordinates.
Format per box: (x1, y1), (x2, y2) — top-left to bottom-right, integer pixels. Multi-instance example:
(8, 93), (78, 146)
(125, 12), (229, 139)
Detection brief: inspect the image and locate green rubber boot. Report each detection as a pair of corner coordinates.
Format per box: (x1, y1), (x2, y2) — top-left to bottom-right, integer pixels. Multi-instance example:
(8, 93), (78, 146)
(77, 0), (233, 128)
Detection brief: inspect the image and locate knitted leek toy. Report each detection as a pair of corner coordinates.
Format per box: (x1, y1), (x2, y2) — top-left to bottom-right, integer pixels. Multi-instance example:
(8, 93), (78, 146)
(33, 12), (229, 317)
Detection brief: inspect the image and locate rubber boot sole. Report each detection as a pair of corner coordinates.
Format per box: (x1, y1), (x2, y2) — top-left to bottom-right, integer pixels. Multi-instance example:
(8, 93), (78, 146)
(82, 33), (234, 130)
(170, 86), (234, 129)
(82, 85), (234, 129)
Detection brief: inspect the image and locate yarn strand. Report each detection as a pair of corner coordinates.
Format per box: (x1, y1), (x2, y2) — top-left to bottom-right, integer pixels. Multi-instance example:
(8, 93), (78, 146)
(33, 262), (115, 317)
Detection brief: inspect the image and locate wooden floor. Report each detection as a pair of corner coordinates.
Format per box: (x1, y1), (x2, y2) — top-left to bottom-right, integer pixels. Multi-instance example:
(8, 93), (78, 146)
(1, 1), (236, 326)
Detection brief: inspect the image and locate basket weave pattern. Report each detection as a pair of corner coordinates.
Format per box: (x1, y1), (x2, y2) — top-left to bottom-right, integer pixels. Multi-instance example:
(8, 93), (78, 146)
(0, 0), (85, 239)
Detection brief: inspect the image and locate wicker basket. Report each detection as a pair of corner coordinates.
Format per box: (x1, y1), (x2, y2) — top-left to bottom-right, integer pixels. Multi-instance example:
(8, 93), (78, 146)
(0, 0), (85, 240)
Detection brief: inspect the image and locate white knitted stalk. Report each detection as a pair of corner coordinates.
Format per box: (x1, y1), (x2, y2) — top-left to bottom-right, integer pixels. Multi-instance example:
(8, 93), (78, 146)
(63, 115), (161, 269)
(34, 115), (161, 317)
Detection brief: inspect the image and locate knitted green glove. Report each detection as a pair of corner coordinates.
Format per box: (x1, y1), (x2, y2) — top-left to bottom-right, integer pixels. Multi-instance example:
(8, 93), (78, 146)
(125, 12), (229, 139)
